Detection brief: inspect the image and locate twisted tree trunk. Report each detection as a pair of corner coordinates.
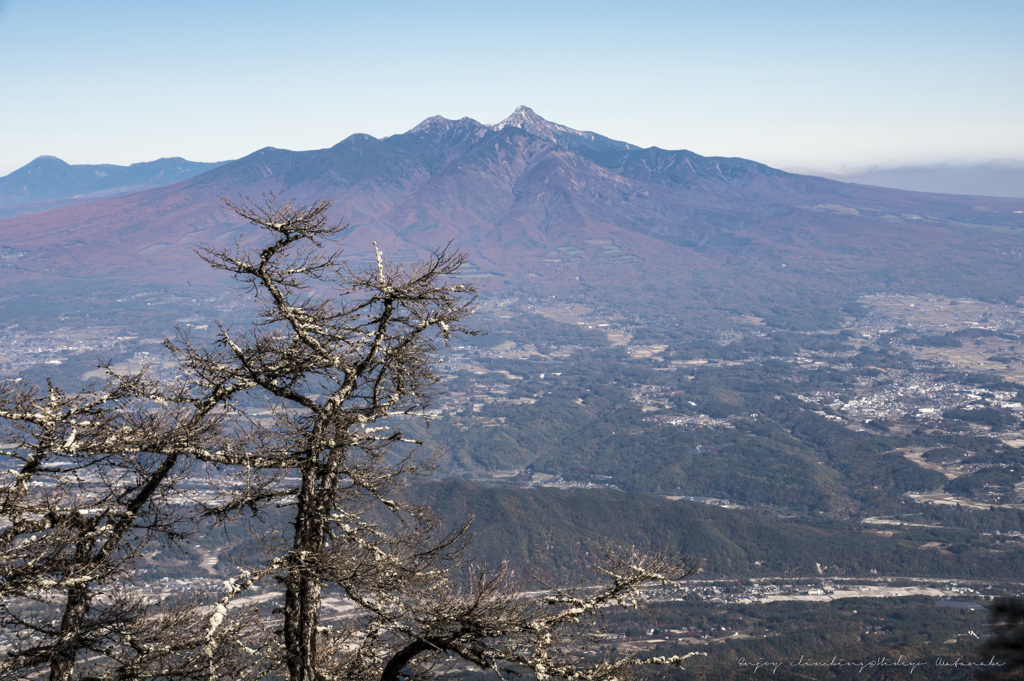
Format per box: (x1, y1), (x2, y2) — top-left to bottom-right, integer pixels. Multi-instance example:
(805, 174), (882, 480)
(49, 564), (91, 681)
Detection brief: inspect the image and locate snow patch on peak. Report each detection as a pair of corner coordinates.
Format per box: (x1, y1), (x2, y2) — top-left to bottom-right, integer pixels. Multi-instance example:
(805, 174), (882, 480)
(498, 105), (544, 125)
(409, 115), (456, 135)
(493, 105), (563, 136)
(400, 116), (487, 145)
(492, 106), (618, 148)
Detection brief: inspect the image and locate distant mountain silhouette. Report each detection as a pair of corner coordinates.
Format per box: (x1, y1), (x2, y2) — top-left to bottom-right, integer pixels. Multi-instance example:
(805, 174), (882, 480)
(0, 156), (225, 217)
(2, 107), (1023, 328)
(804, 161), (1024, 199)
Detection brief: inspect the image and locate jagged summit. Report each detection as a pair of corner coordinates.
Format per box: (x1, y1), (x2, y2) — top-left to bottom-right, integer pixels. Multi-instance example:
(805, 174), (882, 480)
(409, 115), (456, 134)
(406, 115), (484, 136)
(492, 105), (639, 153)
(409, 106), (579, 146)
(494, 105), (548, 130)
(493, 105), (573, 141)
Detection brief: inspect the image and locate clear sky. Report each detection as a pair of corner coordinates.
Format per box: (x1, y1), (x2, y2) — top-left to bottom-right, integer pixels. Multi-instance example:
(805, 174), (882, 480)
(1, 0), (1021, 177)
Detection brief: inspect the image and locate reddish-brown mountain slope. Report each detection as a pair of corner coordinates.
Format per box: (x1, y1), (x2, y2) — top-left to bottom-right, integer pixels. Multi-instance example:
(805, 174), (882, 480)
(2, 107), (1023, 327)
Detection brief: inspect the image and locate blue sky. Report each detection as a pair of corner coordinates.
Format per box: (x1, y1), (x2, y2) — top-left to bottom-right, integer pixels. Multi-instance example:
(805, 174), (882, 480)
(1, 0), (1021, 176)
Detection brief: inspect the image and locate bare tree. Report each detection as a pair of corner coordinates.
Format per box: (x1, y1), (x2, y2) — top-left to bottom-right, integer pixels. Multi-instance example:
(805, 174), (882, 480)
(163, 194), (477, 680)
(0, 371), (223, 681)
(1, 194), (702, 681)
(341, 548), (703, 681)
(166, 194), (702, 681)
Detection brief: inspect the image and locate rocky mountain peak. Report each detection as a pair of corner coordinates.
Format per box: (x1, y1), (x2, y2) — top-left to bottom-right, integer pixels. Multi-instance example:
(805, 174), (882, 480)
(492, 106), (638, 153)
(409, 115), (456, 135)
(403, 115), (488, 147)
(493, 105), (563, 139)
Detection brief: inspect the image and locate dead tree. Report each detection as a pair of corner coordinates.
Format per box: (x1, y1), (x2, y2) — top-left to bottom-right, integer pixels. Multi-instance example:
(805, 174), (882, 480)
(168, 195), (702, 681)
(0, 372), (225, 681)
(164, 194), (478, 681)
(343, 548), (703, 681)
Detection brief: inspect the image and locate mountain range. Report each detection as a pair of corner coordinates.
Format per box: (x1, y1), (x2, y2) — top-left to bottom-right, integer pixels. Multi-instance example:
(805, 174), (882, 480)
(6, 110), (1024, 618)
(0, 155), (224, 218)
(2, 106), (1024, 330)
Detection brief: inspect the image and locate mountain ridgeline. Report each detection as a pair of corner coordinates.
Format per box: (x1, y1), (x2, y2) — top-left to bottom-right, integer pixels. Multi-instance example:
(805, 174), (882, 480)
(2, 106), (1024, 331)
(0, 155), (224, 218)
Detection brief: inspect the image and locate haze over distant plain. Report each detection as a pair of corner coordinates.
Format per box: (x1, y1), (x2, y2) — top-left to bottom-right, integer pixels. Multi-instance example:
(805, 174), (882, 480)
(1, 0), (1021, 178)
